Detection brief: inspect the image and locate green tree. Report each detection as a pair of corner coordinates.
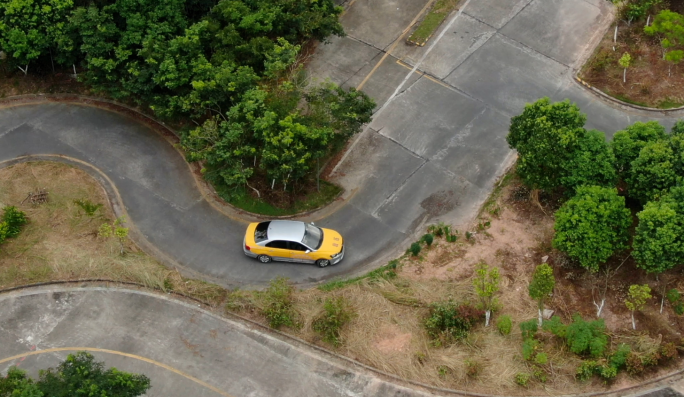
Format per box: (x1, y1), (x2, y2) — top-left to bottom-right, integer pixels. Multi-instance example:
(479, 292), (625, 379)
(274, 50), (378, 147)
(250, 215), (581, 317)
(644, 10), (684, 70)
(618, 52), (632, 83)
(625, 284), (652, 330)
(507, 98), (587, 192)
(627, 139), (678, 203)
(559, 129), (617, 193)
(553, 186), (632, 272)
(0, 352), (150, 396)
(472, 261), (500, 327)
(0, 0), (75, 74)
(633, 186), (684, 274)
(611, 121), (667, 177)
(529, 263), (555, 326)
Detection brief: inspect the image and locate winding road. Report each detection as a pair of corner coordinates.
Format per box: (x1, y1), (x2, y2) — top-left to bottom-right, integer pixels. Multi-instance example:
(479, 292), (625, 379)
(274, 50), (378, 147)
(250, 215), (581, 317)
(2, 0), (684, 395)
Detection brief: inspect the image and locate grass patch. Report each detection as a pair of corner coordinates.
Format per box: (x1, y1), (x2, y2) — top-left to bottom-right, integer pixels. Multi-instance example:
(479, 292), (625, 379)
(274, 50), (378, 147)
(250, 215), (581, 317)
(318, 260), (399, 291)
(0, 162), (227, 307)
(613, 93), (650, 107)
(657, 98), (684, 109)
(408, 0), (460, 46)
(226, 180), (342, 217)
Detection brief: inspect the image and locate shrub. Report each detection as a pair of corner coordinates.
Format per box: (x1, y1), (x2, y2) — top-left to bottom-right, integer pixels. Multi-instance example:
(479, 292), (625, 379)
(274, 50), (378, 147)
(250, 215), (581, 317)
(409, 242), (421, 257)
(421, 233), (434, 247)
(522, 338), (539, 361)
(313, 297), (354, 347)
(520, 319), (538, 340)
(533, 367), (548, 383)
(667, 289), (684, 315)
(497, 315), (512, 336)
(626, 352), (645, 375)
(609, 344), (632, 369)
(542, 315), (567, 337)
(465, 359), (481, 378)
(424, 301), (483, 346)
(262, 277), (299, 329)
(565, 314), (608, 358)
(1, 206), (28, 238)
(0, 222), (9, 245)
(576, 361), (598, 381)
(660, 342), (678, 361)
(73, 199), (103, 217)
(534, 352), (548, 365)
(599, 364), (618, 381)
(514, 372), (530, 387)
(427, 223), (445, 237)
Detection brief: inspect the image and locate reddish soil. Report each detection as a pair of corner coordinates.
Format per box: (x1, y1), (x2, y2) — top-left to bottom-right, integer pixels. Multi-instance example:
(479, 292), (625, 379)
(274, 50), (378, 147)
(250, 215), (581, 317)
(580, 7), (684, 109)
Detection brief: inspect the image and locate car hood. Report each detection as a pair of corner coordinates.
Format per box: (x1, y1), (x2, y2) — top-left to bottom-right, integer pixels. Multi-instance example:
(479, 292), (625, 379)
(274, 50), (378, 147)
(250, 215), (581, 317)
(319, 228), (343, 254)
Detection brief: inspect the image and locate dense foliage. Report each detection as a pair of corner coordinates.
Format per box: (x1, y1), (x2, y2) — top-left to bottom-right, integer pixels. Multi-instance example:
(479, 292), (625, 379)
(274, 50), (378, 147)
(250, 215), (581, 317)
(424, 301), (482, 346)
(543, 315), (608, 358)
(507, 98), (615, 193)
(0, 352), (150, 396)
(0, 205), (27, 247)
(552, 186), (632, 272)
(633, 186), (684, 273)
(0, 0), (374, 200)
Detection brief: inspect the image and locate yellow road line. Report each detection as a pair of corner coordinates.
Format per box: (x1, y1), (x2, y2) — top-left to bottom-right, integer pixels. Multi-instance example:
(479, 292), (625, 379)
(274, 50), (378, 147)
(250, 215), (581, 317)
(0, 347), (235, 397)
(394, 59), (452, 89)
(356, 0), (438, 90)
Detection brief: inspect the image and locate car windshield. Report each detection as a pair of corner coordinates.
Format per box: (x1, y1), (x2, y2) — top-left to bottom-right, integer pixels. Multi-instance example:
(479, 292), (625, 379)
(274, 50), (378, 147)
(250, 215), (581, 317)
(301, 224), (323, 250)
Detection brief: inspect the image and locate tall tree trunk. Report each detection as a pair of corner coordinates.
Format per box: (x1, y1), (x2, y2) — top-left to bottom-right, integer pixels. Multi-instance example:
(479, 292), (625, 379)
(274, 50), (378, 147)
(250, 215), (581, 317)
(623, 68), (627, 83)
(631, 312), (636, 330)
(537, 308), (543, 327)
(485, 310), (491, 327)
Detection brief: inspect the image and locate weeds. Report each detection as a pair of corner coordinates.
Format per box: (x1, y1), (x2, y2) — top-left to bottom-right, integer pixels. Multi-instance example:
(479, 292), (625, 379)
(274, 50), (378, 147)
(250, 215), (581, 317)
(261, 277), (299, 329)
(73, 198), (103, 218)
(312, 296), (354, 347)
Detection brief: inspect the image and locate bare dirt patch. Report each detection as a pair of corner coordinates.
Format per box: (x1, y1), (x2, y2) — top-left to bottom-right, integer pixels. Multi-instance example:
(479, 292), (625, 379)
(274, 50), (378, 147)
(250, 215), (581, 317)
(580, 14), (684, 108)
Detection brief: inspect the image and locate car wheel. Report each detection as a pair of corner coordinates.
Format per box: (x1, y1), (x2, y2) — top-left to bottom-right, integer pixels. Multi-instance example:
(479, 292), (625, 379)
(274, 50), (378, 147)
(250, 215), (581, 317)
(257, 255), (272, 263)
(316, 259), (331, 268)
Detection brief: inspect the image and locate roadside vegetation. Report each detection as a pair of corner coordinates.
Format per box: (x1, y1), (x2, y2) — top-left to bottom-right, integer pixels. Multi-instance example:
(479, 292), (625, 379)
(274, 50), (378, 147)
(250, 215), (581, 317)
(0, 0), (374, 214)
(3, 132), (684, 394)
(580, 0), (684, 108)
(407, 0), (461, 46)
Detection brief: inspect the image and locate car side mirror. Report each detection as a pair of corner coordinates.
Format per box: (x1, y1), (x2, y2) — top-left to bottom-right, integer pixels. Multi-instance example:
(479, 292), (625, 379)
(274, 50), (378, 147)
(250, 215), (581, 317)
(310, 222), (315, 225)
(305, 250), (311, 254)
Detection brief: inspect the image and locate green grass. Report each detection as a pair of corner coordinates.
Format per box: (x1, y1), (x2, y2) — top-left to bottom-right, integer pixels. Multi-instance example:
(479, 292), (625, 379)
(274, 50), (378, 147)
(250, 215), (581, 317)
(408, 0), (460, 45)
(613, 94), (650, 108)
(228, 180), (342, 217)
(657, 99), (684, 109)
(318, 260), (399, 291)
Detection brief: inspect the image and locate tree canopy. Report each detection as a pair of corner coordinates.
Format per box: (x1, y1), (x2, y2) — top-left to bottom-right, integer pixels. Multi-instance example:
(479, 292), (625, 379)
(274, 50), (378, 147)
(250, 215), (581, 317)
(0, 352), (151, 397)
(507, 98), (615, 194)
(552, 186), (632, 272)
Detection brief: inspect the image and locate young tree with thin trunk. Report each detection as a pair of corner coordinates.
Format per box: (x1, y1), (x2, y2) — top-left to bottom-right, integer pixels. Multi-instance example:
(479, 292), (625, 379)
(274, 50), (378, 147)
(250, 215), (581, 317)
(625, 284), (652, 330)
(473, 261), (500, 327)
(529, 263), (555, 327)
(619, 52), (632, 83)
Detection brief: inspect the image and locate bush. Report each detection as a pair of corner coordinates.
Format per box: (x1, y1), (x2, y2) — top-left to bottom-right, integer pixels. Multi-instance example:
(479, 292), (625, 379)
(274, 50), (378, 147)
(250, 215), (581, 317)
(542, 315), (567, 337)
(465, 359), (481, 378)
(497, 315), (512, 336)
(312, 297), (354, 347)
(522, 338), (539, 361)
(73, 199), (103, 217)
(576, 360), (598, 381)
(599, 364), (618, 381)
(262, 277), (298, 329)
(519, 319), (538, 340)
(409, 242), (421, 257)
(626, 352), (645, 375)
(421, 233), (434, 247)
(0, 222), (9, 245)
(424, 301), (483, 346)
(609, 344), (632, 369)
(534, 352), (548, 365)
(1, 206), (28, 238)
(565, 314), (608, 358)
(660, 342), (678, 361)
(514, 372), (530, 387)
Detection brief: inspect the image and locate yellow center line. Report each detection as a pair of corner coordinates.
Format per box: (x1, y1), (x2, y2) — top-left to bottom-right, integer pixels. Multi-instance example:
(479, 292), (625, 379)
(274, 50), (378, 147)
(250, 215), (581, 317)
(356, 0), (438, 91)
(394, 59), (452, 89)
(0, 347), (236, 397)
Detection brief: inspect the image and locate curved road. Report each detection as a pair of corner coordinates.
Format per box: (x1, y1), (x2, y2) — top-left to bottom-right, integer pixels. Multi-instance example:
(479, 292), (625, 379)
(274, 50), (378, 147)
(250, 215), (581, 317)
(0, 0), (682, 289)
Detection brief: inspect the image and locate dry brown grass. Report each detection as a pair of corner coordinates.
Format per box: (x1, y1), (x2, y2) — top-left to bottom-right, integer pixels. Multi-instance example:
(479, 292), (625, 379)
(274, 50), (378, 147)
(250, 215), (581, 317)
(0, 161), (225, 306)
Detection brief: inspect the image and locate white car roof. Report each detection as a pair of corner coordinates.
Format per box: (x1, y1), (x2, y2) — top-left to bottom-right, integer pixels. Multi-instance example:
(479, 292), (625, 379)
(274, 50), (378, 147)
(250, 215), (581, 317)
(267, 220), (306, 242)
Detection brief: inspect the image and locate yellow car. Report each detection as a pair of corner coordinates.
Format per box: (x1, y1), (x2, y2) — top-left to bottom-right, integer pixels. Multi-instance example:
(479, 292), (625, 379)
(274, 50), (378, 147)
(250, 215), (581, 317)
(243, 220), (345, 267)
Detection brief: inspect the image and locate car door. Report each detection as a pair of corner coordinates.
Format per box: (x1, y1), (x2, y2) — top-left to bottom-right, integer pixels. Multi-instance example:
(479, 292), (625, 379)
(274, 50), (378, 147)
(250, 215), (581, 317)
(265, 240), (292, 262)
(288, 241), (315, 263)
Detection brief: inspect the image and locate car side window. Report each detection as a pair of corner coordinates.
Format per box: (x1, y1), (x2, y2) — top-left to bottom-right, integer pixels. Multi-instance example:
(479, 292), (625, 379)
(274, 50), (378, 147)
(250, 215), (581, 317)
(288, 242), (308, 251)
(266, 241), (288, 249)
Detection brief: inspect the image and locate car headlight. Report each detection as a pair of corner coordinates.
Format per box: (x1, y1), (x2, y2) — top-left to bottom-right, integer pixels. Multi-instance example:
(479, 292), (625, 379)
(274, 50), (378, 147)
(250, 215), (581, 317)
(331, 251), (342, 259)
